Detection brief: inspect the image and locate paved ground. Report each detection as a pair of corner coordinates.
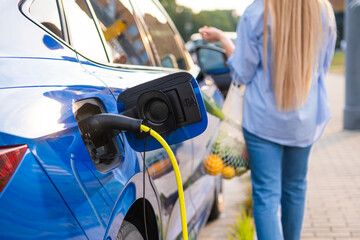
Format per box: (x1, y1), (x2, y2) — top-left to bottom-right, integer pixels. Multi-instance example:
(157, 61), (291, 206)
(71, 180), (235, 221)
(198, 73), (360, 240)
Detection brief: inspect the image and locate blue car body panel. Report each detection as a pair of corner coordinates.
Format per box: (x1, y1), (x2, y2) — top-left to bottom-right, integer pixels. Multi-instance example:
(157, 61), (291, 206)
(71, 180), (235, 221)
(0, 59), (154, 239)
(0, 0), (224, 239)
(0, 149), (85, 239)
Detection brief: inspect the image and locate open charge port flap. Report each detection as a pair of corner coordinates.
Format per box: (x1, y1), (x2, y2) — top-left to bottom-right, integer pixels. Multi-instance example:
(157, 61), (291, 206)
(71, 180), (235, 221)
(117, 72), (202, 133)
(116, 72), (208, 151)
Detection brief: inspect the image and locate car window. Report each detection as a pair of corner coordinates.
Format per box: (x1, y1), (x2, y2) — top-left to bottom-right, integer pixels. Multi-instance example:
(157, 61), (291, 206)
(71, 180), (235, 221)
(62, 0), (108, 62)
(134, 0), (187, 70)
(29, 0), (64, 40)
(89, 0), (151, 66)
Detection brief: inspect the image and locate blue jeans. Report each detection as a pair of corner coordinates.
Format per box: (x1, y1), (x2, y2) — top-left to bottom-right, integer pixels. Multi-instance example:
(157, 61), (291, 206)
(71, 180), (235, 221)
(243, 128), (312, 240)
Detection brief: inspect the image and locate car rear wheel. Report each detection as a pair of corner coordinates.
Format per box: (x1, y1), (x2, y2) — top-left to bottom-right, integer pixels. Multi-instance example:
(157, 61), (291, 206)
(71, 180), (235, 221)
(117, 221), (144, 240)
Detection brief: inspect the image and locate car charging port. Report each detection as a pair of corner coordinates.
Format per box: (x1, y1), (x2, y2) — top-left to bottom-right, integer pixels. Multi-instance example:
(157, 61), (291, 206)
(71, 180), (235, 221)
(73, 98), (127, 172)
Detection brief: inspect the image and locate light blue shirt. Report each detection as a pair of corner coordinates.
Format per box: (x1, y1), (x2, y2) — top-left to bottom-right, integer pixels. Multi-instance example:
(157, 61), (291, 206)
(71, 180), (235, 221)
(227, 0), (337, 147)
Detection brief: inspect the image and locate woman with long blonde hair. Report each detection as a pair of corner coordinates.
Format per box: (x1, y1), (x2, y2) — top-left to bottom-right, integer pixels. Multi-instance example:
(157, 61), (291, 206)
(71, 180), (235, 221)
(199, 0), (336, 239)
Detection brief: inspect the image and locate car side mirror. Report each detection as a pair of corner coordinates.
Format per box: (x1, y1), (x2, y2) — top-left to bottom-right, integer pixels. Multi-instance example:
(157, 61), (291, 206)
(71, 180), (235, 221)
(117, 72), (208, 151)
(196, 45), (229, 74)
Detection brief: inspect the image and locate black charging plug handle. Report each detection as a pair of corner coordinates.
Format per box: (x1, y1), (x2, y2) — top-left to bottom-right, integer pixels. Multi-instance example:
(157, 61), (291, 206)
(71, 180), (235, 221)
(78, 113), (143, 138)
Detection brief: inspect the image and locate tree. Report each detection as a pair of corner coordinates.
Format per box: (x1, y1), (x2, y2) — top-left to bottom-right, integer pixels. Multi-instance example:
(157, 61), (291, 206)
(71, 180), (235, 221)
(159, 0), (239, 41)
(192, 10), (239, 35)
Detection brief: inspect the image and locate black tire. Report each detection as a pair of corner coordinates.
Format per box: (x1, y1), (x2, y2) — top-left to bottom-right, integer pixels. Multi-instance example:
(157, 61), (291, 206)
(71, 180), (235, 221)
(117, 221), (144, 240)
(207, 180), (224, 222)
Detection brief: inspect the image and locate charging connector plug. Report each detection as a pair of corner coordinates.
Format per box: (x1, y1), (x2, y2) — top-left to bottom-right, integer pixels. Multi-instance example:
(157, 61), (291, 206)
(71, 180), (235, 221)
(78, 113), (143, 139)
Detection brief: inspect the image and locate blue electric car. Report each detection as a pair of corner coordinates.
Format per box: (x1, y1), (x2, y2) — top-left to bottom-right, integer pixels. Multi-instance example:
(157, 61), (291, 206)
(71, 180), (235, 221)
(0, 0), (226, 239)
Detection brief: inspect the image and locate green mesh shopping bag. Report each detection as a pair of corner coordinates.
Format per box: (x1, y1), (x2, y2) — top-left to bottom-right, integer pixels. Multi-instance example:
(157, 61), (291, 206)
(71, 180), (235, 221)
(204, 82), (250, 179)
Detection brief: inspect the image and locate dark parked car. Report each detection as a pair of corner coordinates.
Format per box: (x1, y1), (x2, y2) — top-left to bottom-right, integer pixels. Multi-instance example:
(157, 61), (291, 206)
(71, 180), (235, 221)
(0, 0), (226, 239)
(186, 32), (237, 54)
(186, 32), (237, 96)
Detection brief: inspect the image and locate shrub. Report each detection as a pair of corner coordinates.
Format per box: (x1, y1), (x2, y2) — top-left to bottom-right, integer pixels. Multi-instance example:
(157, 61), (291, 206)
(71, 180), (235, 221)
(227, 210), (254, 240)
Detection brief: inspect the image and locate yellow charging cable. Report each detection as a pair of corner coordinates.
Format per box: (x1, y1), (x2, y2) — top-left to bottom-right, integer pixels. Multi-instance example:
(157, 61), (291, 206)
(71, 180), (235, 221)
(140, 124), (188, 240)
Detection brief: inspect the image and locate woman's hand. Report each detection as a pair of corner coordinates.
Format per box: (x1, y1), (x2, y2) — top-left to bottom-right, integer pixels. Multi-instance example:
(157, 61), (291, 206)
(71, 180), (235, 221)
(199, 26), (224, 43)
(198, 26), (235, 57)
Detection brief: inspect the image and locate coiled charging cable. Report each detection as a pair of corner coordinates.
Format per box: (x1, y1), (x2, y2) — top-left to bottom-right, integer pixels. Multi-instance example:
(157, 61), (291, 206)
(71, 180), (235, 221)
(140, 125), (188, 240)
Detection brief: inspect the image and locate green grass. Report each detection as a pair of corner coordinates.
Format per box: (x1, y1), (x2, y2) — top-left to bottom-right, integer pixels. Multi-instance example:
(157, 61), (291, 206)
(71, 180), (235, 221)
(329, 50), (345, 74)
(227, 210), (255, 240)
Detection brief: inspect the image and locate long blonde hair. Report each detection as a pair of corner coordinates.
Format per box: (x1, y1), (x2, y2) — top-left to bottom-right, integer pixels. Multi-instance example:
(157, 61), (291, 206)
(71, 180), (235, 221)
(263, 0), (332, 111)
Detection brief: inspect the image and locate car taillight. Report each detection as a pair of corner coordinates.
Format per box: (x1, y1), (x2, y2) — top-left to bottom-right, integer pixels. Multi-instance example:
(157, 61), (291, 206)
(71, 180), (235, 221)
(0, 145), (27, 193)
